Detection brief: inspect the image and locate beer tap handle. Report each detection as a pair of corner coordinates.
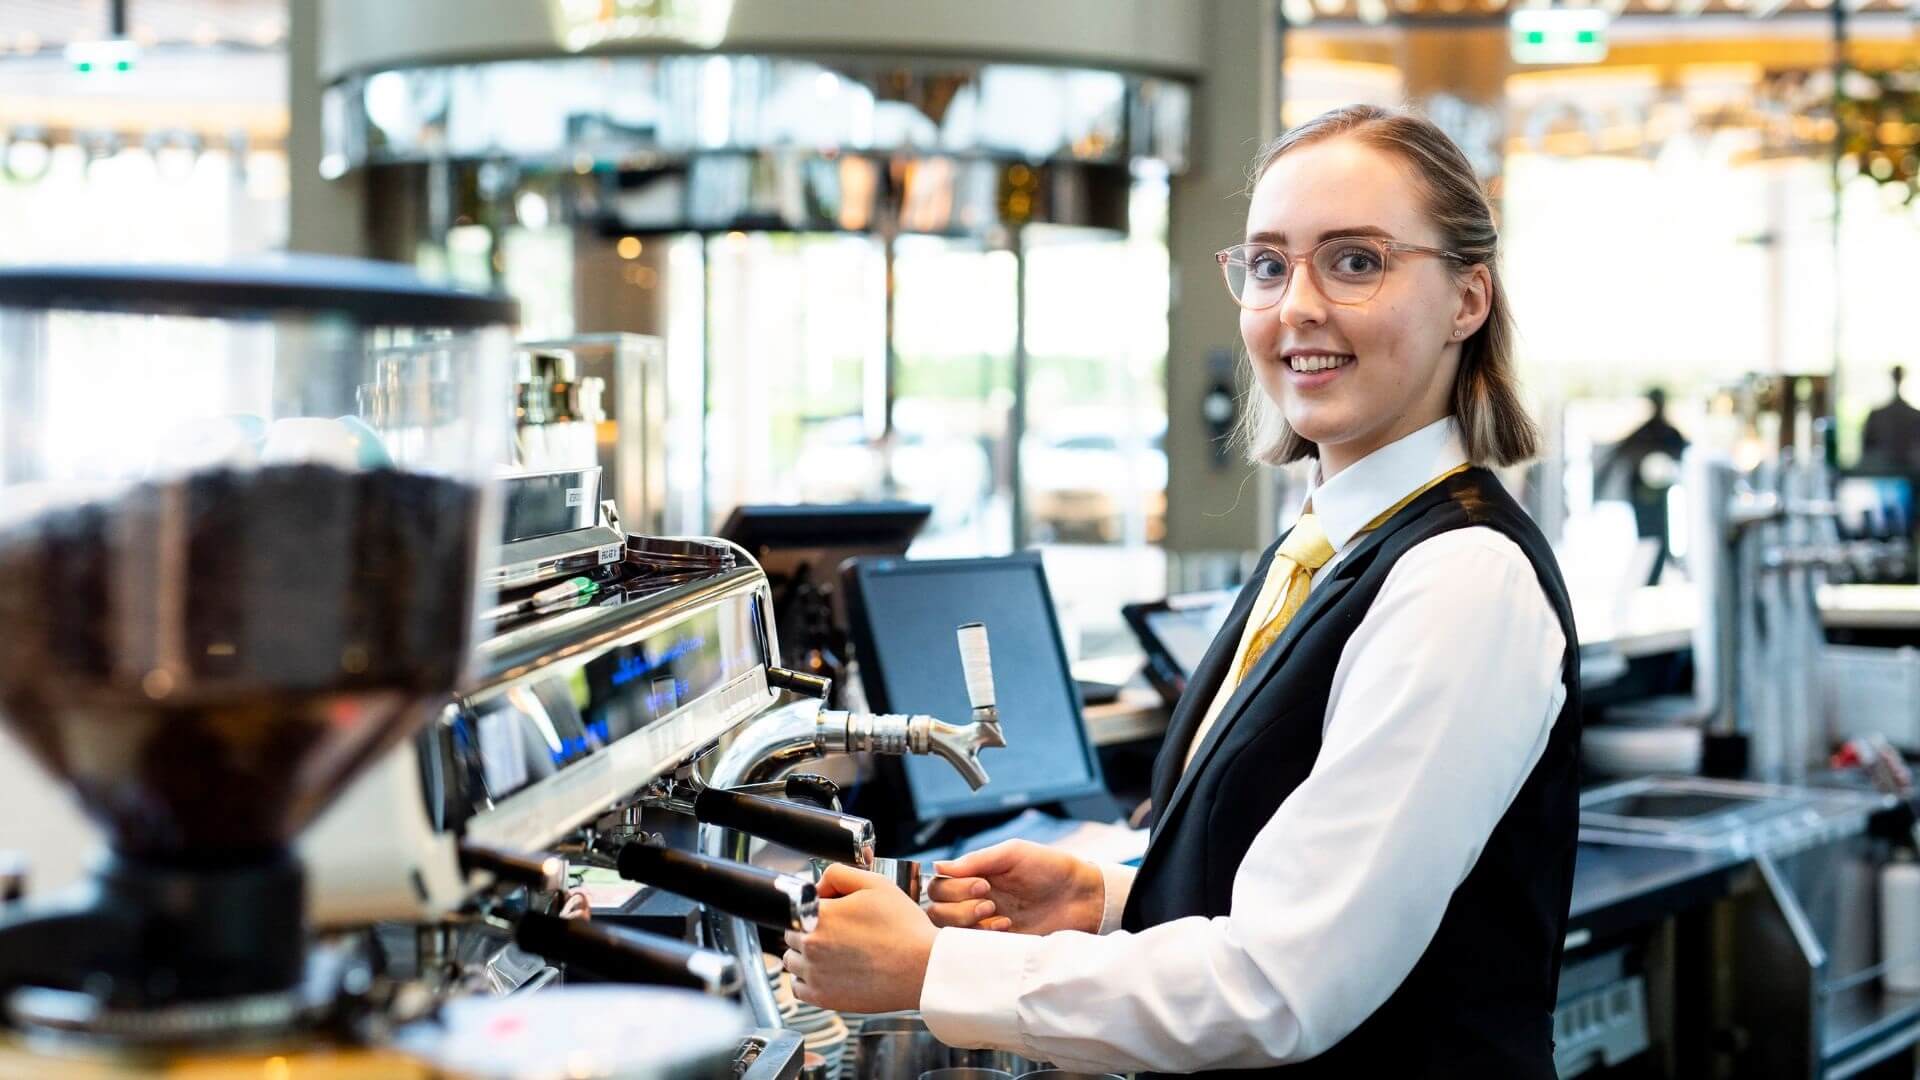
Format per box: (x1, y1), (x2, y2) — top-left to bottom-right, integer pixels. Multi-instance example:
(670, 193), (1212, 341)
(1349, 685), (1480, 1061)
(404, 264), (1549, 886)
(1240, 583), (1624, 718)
(515, 912), (738, 994)
(956, 622), (998, 721)
(616, 842), (818, 932)
(691, 786), (875, 869)
(459, 841), (568, 893)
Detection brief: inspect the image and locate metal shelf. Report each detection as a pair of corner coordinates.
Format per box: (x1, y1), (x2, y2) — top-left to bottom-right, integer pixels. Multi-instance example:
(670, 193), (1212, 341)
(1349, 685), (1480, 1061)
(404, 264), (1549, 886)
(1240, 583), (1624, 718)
(1822, 981), (1920, 1078)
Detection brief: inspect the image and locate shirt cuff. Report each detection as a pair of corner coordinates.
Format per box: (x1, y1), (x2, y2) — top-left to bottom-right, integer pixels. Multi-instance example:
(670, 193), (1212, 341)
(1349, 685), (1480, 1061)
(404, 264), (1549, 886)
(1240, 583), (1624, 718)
(1096, 862), (1138, 935)
(920, 927), (1040, 1053)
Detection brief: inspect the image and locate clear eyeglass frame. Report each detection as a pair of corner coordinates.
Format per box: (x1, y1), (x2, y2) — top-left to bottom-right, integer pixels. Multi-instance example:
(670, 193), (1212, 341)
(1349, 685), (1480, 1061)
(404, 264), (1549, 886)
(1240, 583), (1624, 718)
(1215, 236), (1470, 309)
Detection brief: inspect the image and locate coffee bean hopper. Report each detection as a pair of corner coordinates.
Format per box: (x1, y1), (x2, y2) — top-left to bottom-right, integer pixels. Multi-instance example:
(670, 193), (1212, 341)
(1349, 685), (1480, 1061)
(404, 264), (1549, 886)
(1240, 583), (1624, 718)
(0, 258), (564, 1075)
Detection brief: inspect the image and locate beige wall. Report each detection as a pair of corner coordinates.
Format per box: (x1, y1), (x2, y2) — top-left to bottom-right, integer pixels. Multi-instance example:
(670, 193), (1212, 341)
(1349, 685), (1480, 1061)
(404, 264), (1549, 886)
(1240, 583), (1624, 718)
(288, 0), (366, 257)
(1163, 1), (1284, 555)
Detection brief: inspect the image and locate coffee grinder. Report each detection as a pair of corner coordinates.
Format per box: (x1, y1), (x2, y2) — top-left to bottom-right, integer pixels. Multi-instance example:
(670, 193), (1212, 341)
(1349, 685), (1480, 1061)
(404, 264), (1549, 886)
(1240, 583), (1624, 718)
(0, 259), (515, 1065)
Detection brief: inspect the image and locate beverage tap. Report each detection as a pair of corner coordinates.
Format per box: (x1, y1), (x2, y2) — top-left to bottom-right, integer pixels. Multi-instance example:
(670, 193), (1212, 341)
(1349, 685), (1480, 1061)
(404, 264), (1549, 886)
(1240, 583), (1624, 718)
(815, 622), (1005, 790)
(721, 624), (1007, 796)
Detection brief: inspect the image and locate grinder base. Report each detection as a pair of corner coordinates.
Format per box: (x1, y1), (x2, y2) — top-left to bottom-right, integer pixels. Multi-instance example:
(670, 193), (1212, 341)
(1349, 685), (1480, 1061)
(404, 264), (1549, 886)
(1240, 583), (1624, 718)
(0, 850), (307, 1044)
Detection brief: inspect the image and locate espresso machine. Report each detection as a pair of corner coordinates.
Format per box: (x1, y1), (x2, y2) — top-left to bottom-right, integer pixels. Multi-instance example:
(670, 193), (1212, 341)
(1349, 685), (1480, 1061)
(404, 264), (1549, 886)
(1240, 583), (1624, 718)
(0, 259), (1013, 1077)
(299, 521), (1008, 1072)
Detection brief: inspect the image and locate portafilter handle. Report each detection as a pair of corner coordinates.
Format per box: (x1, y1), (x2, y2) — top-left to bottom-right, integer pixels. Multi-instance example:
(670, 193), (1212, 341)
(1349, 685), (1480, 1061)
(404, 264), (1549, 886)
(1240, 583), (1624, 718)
(616, 841), (818, 933)
(692, 786), (875, 870)
(767, 666), (832, 700)
(783, 773), (842, 810)
(515, 912), (739, 995)
(0, 853), (25, 903)
(459, 841), (568, 893)
(703, 773), (843, 810)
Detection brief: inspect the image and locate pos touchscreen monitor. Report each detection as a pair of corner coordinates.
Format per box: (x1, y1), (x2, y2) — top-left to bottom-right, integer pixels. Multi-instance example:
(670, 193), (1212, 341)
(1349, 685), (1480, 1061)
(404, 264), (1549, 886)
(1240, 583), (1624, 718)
(841, 552), (1106, 823)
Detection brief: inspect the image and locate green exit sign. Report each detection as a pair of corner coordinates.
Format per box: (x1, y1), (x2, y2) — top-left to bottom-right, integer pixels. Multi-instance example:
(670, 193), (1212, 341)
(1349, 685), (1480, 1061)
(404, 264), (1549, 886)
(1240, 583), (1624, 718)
(64, 38), (140, 75)
(1510, 10), (1609, 64)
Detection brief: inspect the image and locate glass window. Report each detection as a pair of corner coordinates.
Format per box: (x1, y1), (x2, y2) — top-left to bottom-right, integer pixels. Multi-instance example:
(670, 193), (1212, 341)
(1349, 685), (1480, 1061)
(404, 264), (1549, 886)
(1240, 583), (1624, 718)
(1015, 177), (1171, 658)
(891, 235), (1018, 556)
(703, 232), (888, 512)
(0, 143), (286, 264)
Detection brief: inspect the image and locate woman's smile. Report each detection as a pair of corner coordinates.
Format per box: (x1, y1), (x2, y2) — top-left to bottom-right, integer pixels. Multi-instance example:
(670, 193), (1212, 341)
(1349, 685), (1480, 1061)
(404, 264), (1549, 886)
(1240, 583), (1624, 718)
(1281, 348), (1356, 391)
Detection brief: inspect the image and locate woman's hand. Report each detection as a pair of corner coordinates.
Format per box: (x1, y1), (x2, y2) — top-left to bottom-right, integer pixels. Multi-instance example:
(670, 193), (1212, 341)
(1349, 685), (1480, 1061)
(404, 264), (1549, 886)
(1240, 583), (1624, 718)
(557, 889), (592, 920)
(783, 864), (937, 1014)
(925, 839), (1105, 936)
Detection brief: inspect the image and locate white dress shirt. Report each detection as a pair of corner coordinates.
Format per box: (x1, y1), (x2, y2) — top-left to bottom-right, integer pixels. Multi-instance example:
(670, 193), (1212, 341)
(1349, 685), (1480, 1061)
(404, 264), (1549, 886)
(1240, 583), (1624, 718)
(919, 416), (1569, 1072)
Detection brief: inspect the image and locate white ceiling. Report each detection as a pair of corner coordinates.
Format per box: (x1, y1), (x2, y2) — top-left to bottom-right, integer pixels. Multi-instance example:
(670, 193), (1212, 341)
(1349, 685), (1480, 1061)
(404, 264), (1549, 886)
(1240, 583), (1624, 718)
(0, 0), (286, 52)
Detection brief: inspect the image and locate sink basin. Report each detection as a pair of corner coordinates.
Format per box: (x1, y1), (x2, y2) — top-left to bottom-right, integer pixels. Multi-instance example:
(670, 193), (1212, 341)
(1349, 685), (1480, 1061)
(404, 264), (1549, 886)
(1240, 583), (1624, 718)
(1580, 776), (1890, 856)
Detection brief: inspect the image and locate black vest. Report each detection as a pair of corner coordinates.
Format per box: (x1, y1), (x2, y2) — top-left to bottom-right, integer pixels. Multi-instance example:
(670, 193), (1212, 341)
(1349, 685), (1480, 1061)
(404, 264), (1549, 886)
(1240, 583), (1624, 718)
(1121, 467), (1581, 1079)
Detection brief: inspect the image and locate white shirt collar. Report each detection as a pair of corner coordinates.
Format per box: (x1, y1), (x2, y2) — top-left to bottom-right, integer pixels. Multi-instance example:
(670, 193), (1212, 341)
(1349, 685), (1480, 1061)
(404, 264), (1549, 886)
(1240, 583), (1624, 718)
(1302, 416), (1468, 553)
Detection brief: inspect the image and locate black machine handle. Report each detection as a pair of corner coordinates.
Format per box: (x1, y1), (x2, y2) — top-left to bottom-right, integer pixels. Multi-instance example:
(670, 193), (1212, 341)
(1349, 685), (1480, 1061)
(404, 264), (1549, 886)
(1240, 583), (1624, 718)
(782, 774), (842, 811)
(616, 842), (818, 932)
(515, 912), (739, 994)
(692, 787), (874, 868)
(459, 842), (567, 893)
(0, 853), (25, 903)
(766, 666), (831, 699)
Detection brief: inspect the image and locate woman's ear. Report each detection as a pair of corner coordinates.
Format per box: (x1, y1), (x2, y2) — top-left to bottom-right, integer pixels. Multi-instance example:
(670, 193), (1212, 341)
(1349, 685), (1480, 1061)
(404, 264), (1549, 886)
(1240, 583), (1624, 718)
(1451, 264), (1492, 342)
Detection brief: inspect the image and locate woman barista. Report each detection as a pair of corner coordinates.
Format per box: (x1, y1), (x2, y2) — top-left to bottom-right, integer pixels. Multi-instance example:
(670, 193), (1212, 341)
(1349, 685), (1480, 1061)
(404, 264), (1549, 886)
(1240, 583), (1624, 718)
(782, 105), (1579, 1078)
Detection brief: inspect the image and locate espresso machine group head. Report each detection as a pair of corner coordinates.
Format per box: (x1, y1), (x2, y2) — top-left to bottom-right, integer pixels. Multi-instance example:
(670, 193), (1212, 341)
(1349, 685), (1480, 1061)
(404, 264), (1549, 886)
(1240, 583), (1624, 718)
(293, 514), (1010, 1055)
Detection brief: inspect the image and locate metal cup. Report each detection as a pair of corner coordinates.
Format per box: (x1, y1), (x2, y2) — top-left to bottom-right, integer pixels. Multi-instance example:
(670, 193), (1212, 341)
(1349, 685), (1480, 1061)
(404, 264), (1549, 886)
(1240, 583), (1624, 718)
(1017, 1072), (1123, 1080)
(870, 856), (924, 902)
(956, 1050), (1043, 1076)
(920, 1070), (1012, 1080)
(855, 1014), (1042, 1080)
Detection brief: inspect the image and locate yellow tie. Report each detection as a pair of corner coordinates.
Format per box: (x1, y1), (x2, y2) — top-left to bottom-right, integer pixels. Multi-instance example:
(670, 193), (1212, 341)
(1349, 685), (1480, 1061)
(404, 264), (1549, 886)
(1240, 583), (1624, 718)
(1233, 462), (1472, 684)
(1181, 463), (1472, 769)
(1235, 514), (1334, 683)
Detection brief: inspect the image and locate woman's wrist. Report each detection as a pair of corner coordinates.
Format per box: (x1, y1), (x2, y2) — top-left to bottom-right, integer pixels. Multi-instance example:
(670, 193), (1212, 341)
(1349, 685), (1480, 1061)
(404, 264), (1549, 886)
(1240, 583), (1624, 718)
(1074, 857), (1108, 934)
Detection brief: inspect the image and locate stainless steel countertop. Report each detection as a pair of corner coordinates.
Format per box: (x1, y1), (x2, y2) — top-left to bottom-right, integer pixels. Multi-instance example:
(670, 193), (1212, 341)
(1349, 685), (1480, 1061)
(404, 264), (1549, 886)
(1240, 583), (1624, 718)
(1568, 842), (1745, 929)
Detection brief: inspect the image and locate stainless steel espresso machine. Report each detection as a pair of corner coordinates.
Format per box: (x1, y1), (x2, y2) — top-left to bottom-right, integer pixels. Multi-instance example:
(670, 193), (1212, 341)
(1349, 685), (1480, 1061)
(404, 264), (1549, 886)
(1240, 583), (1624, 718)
(301, 523), (1009, 1073)
(0, 263), (1010, 1078)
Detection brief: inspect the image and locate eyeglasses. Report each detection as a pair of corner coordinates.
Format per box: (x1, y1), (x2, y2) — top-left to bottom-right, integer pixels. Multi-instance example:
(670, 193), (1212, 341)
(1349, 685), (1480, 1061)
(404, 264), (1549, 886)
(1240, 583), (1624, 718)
(1215, 236), (1470, 310)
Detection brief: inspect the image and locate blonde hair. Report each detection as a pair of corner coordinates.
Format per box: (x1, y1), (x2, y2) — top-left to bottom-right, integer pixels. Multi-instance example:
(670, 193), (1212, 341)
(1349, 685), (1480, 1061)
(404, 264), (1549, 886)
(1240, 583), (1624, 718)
(1235, 105), (1539, 467)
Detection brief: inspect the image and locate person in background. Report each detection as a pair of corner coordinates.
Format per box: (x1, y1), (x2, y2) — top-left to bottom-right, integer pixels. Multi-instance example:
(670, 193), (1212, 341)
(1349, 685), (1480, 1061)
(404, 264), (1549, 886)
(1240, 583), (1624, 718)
(1861, 365), (1920, 476)
(1593, 386), (1688, 581)
(781, 104), (1580, 1078)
